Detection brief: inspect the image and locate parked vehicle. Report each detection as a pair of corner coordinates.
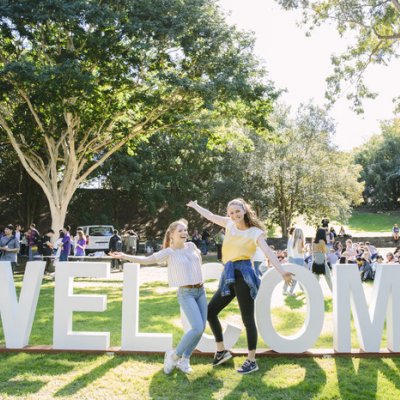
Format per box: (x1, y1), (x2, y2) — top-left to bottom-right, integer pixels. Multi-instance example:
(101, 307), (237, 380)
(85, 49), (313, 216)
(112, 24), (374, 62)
(80, 225), (114, 254)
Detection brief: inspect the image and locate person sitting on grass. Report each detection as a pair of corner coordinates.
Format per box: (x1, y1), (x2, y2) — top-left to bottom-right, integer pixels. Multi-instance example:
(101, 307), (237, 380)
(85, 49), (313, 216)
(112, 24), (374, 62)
(112, 219), (206, 375)
(386, 252), (396, 264)
(392, 224), (400, 242)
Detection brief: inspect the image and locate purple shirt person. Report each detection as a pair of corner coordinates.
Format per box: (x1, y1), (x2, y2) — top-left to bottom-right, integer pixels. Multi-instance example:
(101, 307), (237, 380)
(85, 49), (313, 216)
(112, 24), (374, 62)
(74, 231), (86, 257)
(60, 226), (71, 261)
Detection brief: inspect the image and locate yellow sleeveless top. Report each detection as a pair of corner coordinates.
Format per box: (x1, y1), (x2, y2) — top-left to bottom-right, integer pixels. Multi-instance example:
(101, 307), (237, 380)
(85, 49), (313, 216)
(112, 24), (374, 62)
(222, 220), (264, 264)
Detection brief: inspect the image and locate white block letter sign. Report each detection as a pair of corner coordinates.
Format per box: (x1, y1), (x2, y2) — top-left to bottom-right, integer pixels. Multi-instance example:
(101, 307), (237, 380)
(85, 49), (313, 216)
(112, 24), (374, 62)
(53, 262), (111, 350)
(121, 263), (172, 351)
(180, 262), (242, 352)
(0, 261), (45, 348)
(255, 264), (325, 353)
(333, 263), (400, 352)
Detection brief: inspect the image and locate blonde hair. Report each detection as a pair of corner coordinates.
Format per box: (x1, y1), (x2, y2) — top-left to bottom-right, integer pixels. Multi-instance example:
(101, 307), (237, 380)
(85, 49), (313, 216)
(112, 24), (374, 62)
(227, 198), (265, 230)
(163, 219), (188, 248)
(77, 231), (86, 241)
(292, 228), (305, 253)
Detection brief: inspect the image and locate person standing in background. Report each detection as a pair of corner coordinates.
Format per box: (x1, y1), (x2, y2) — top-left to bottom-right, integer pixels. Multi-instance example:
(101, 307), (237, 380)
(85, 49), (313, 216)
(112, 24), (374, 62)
(109, 230), (123, 270)
(284, 228), (305, 296)
(214, 228), (225, 262)
(0, 224), (20, 273)
(41, 229), (55, 272)
(74, 229), (87, 259)
(59, 226), (71, 262)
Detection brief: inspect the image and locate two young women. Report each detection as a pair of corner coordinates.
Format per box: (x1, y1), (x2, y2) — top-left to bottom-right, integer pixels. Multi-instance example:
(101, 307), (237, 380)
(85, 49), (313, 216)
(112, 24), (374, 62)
(113, 198), (293, 375)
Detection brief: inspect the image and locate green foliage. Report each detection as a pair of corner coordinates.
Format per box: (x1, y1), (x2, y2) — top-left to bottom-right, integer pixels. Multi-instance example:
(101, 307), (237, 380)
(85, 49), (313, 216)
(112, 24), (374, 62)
(354, 118), (400, 208)
(208, 103), (364, 235)
(0, 0), (276, 231)
(276, 0), (400, 112)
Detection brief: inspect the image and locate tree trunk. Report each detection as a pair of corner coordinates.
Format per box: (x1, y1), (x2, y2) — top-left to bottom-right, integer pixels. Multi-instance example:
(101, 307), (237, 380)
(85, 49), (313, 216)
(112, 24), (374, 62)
(48, 198), (70, 235)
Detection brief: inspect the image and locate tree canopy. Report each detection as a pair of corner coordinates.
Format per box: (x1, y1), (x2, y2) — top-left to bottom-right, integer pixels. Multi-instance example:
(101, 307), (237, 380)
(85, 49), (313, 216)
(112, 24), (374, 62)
(275, 0), (400, 112)
(355, 118), (400, 208)
(0, 0), (276, 231)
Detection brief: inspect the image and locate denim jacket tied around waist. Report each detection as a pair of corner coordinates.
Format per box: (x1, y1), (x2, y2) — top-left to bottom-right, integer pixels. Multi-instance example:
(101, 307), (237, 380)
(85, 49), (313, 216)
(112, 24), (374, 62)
(219, 259), (260, 300)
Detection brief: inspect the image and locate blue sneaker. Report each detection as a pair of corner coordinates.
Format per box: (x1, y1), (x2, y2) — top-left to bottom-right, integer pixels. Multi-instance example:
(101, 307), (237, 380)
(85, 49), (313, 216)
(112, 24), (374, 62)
(237, 359), (259, 374)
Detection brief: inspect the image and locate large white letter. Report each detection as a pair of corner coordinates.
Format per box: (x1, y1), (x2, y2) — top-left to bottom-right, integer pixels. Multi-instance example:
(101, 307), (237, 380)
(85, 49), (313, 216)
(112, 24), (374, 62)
(180, 262), (241, 352)
(333, 263), (400, 352)
(121, 263), (172, 351)
(255, 264), (325, 353)
(53, 262), (110, 350)
(0, 261), (45, 348)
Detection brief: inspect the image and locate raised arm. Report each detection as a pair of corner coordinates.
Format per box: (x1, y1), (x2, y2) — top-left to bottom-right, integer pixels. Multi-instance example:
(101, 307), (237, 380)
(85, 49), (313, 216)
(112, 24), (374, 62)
(111, 252), (158, 265)
(187, 200), (230, 228)
(257, 235), (294, 284)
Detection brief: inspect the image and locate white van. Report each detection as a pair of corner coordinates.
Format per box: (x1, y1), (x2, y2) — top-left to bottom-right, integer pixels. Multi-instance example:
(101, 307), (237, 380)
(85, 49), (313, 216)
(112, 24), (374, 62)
(80, 225), (114, 254)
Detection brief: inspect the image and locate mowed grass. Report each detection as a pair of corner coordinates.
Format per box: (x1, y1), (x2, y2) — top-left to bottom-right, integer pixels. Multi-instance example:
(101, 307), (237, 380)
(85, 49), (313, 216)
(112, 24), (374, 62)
(346, 210), (400, 233)
(0, 277), (399, 399)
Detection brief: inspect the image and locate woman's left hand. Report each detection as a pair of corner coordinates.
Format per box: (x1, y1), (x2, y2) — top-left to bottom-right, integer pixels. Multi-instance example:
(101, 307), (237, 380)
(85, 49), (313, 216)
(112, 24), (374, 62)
(110, 251), (124, 259)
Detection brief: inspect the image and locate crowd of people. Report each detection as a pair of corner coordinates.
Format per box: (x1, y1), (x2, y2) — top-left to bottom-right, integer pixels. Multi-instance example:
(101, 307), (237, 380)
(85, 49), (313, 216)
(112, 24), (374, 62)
(0, 223), (132, 272)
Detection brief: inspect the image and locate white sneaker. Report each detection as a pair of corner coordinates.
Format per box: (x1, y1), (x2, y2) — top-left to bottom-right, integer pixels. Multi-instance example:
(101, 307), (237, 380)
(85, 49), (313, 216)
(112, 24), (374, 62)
(177, 357), (193, 374)
(164, 350), (178, 374)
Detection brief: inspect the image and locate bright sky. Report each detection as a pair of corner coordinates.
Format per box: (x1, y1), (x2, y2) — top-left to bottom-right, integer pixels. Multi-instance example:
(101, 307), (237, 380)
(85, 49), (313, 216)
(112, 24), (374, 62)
(219, 0), (400, 151)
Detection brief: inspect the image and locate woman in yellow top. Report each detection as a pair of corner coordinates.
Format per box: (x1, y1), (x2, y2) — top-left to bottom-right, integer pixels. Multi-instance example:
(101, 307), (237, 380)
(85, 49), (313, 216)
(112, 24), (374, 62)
(187, 198), (293, 374)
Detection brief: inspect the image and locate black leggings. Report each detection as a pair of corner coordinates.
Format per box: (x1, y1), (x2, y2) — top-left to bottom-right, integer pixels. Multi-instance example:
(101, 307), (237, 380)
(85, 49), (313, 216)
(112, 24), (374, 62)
(207, 269), (257, 351)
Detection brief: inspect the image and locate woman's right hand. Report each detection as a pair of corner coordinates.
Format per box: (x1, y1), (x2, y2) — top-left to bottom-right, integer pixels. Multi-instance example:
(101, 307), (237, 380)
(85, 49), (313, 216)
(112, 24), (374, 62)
(186, 200), (197, 208)
(282, 271), (294, 285)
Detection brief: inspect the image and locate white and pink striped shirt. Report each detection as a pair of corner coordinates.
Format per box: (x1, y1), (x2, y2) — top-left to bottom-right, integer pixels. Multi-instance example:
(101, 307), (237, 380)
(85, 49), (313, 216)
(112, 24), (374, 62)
(126, 242), (203, 287)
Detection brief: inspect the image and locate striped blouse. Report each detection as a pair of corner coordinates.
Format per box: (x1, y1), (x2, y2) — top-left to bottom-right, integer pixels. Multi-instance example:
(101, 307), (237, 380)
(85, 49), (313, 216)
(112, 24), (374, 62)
(126, 242), (203, 287)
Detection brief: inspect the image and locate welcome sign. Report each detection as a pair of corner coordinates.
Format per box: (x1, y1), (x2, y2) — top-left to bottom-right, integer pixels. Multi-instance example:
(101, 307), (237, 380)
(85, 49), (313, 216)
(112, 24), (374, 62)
(0, 261), (399, 353)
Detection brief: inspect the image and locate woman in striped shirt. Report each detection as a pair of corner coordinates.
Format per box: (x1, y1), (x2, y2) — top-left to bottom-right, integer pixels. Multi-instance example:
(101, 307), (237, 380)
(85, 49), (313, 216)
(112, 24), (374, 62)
(111, 219), (206, 375)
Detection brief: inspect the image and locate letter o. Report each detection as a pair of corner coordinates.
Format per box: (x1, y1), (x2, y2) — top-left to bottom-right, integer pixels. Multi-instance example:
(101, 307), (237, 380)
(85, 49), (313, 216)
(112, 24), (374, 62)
(255, 264), (325, 353)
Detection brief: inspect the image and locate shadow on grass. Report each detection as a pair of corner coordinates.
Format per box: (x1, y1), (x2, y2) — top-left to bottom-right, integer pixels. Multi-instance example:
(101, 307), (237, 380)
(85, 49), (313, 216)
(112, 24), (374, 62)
(54, 355), (124, 397)
(149, 359), (225, 400)
(0, 353), (74, 396)
(336, 357), (400, 399)
(228, 358), (326, 400)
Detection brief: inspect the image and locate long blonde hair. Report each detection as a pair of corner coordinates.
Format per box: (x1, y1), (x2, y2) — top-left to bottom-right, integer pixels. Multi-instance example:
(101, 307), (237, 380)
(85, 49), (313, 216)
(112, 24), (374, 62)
(292, 228), (305, 253)
(163, 219), (188, 248)
(227, 198), (265, 230)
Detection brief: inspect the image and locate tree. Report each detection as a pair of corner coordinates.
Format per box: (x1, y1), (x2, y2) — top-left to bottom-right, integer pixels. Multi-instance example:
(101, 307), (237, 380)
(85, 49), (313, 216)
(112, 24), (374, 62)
(275, 0), (400, 112)
(94, 129), (224, 236)
(355, 118), (400, 208)
(0, 139), (48, 226)
(0, 0), (276, 233)
(245, 104), (364, 236)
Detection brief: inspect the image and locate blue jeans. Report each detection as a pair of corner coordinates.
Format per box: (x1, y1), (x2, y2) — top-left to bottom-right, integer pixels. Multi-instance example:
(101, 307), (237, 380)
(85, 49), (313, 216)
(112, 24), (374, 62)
(59, 252), (69, 262)
(176, 287), (207, 358)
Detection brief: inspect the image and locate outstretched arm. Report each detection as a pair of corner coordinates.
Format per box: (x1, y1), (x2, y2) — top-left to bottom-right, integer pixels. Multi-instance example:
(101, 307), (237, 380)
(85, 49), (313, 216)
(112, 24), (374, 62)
(187, 200), (230, 227)
(257, 235), (294, 284)
(111, 252), (158, 265)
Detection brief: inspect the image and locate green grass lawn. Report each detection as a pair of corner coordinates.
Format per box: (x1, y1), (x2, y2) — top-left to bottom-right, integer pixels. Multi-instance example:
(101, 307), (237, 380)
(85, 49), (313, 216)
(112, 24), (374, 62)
(0, 277), (399, 399)
(346, 210), (400, 233)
